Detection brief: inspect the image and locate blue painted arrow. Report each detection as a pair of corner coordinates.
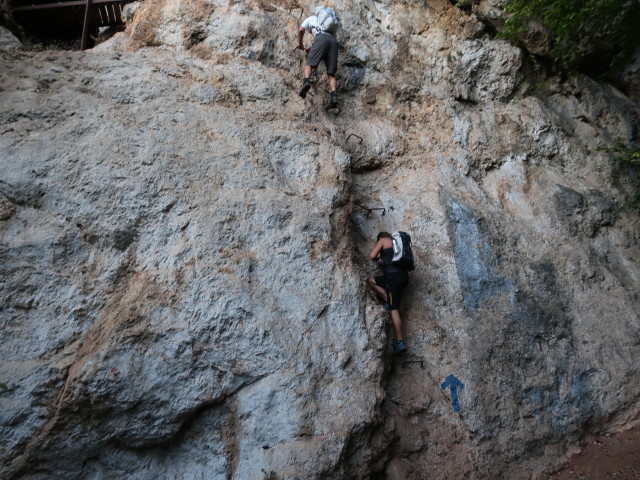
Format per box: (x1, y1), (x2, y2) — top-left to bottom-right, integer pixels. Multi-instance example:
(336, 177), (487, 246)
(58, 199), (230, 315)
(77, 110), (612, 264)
(441, 375), (465, 412)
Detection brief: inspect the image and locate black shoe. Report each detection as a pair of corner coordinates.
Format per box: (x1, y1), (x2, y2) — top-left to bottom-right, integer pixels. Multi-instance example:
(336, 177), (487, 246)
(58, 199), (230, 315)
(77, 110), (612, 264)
(329, 91), (338, 108)
(299, 78), (311, 99)
(393, 340), (407, 355)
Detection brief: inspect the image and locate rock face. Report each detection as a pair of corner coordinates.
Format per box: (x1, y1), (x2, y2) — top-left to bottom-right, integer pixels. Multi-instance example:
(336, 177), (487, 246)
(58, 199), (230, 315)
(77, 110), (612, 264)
(1, 1), (639, 479)
(0, 1), (23, 39)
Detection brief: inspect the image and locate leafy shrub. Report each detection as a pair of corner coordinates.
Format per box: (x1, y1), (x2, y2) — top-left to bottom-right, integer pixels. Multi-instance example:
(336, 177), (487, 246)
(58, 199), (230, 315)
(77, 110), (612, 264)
(500, 0), (640, 73)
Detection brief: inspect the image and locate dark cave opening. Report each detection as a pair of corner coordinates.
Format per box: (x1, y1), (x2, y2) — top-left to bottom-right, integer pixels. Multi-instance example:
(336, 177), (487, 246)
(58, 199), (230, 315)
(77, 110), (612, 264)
(9, 0), (135, 50)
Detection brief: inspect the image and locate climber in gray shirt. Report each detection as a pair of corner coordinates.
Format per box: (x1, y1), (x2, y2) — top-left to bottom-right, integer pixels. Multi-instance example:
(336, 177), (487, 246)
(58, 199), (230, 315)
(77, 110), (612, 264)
(296, 7), (340, 109)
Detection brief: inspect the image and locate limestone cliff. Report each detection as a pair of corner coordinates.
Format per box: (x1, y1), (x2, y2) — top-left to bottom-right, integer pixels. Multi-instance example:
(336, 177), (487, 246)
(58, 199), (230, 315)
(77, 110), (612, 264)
(1, 1), (639, 479)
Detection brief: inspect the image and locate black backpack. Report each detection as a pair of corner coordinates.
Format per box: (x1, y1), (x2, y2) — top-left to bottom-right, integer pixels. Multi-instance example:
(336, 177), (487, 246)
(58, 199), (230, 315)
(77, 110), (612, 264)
(391, 231), (415, 271)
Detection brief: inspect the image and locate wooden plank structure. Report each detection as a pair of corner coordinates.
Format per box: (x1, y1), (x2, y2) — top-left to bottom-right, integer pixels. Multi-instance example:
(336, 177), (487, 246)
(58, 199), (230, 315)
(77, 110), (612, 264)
(11, 0), (139, 50)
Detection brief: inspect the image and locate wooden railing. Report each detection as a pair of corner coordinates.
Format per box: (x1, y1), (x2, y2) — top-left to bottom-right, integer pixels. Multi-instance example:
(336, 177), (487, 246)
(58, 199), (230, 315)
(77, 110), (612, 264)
(11, 0), (139, 50)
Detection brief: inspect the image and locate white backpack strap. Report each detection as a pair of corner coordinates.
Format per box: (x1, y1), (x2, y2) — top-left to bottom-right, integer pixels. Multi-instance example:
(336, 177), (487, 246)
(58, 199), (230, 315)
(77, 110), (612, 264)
(392, 232), (403, 262)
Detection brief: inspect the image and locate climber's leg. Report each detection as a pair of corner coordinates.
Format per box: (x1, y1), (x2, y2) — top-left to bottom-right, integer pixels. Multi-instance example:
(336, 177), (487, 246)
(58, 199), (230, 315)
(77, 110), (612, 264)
(368, 276), (388, 302)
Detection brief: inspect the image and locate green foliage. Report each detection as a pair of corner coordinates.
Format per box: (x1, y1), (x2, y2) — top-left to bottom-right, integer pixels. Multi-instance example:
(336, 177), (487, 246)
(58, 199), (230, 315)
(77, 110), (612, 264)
(0, 383), (7, 391)
(598, 143), (640, 210)
(261, 470), (280, 480)
(499, 0), (640, 72)
(598, 143), (640, 166)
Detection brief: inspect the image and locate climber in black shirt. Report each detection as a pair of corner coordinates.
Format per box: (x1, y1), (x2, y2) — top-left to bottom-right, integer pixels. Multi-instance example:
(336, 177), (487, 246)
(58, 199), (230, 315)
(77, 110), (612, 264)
(367, 231), (409, 354)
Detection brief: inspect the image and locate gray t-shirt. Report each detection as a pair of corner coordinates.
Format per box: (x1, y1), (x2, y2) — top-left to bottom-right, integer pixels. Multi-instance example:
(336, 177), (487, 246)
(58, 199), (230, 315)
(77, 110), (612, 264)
(301, 16), (322, 37)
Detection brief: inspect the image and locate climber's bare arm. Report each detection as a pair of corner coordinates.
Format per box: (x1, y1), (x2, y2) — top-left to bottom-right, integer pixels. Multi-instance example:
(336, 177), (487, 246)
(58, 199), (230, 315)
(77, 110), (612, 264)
(369, 239), (385, 261)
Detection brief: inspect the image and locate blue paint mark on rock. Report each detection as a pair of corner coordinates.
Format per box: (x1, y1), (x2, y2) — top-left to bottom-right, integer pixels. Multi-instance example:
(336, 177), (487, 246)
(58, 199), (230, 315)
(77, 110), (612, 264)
(445, 197), (511, 312)
(340, 64), (365, 91)
(441, 375), (465, 412)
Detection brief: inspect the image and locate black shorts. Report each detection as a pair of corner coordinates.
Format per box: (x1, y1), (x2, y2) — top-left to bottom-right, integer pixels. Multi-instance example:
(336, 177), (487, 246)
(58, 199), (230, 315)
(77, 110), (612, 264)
(375, 268), (409, 311)
(306, 32), (338, 76)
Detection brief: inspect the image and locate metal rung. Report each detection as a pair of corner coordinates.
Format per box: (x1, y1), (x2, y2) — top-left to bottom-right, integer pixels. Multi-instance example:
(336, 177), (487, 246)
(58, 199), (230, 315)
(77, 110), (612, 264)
(355, 203), (385, 217)
(289, 3), (303, 21)
(402, 359), (424, 369)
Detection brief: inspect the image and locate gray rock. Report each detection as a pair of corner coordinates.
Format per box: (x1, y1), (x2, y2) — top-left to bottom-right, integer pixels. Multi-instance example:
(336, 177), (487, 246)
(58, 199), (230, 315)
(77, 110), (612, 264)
(0, 193), (15, 219)
(1, 1), (639, 479)
(0, 26), (20, 51)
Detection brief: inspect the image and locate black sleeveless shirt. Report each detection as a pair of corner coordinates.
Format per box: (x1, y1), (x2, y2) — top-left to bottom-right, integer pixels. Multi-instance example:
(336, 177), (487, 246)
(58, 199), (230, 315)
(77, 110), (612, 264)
(380, 247), (406, 275)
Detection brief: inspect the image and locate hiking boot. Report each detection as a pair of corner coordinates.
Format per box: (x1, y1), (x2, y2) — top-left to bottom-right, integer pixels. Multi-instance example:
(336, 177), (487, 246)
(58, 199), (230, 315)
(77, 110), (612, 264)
(299, 78), (311, 99)
(329, 91), (338, 109)
(393, 340), (407, 355)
